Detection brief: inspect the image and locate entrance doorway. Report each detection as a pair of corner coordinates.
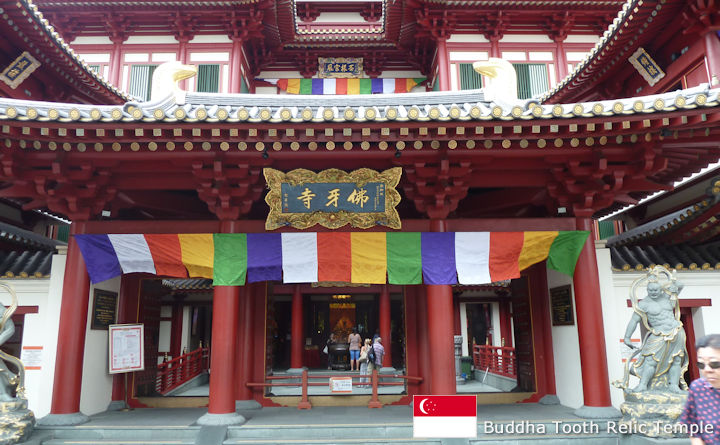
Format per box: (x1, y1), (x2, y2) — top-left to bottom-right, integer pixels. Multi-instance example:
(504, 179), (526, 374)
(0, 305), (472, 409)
(266, 286), (404, 372)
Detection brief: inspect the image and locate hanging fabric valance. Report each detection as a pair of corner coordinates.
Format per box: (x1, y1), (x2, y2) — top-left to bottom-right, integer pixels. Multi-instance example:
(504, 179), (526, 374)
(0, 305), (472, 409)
(260, 78), (426, 95)
(73, 231), (589, 286)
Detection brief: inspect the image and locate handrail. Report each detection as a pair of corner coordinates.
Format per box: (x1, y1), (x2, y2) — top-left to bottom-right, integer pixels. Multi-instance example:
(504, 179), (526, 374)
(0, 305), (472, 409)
(247, 369), (423, 409)
(155, 347), (210, 395)
(472, 344), (517, 378)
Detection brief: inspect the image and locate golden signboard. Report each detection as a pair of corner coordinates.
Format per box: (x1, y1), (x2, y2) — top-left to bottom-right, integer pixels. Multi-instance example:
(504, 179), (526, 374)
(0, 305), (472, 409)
(264, 167), (402, 230)
(0, 52), (41, 89)
(318, 57), (363, 78)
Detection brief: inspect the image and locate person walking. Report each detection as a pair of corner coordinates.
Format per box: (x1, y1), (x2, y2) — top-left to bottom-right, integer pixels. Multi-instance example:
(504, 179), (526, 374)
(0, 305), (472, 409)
(680, 334), (720, 445)
(359, 338), (371, 388)
(348, 328), (361, 371)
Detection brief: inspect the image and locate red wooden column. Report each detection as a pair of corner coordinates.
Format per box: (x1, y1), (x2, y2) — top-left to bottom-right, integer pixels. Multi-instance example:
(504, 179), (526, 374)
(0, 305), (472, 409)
(108, 37), (126, 89)
(198, 220), (245, 425)
(436, 38), (451, 91)
(489, 36), (501, 58)
(524, 264), (557, 402)
(554, 38), (569, 83)
(38, 222), (91, 425)
(109, 275), (142, 411)
(237, 285), (256, 404)
(416, 285), (432, 394)
(290, 285), (304, 370)
(403, 286), (420, 400)
(169, 301), (184, 358)
(453, 293), (461, 336)
(177, 38), (191, 90)
(426, 219), (456, 395)
(198, 285), (245, 425)
(704, 31), (720, 87)
(498, 299), (513, 348)
(379, 284), (392, 368)
(229, 38), (243, 93)
(572, 216), (618, 418)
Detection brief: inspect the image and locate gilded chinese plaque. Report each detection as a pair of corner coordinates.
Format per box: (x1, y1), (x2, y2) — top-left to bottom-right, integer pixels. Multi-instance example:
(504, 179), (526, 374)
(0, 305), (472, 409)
(318, 57), (363, 78)
(264, 167), (402, 230)
(628, 48), (665, 87)
(0, 52), (40, 89)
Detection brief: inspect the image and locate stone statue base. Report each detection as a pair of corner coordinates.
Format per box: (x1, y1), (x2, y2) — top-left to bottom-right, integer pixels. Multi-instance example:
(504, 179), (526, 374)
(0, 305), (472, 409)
(619, 391), (686, 438)
(0, 399), (34, 444)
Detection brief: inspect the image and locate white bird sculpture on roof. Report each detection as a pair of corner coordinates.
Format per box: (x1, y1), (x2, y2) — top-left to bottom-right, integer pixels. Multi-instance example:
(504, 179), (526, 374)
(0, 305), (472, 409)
(473, 58), (518, 104)
(150, 61), (198, 104)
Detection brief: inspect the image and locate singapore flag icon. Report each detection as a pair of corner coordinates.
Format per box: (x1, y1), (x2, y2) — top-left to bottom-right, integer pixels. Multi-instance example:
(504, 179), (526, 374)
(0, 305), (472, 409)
(412, 395), (477, 438)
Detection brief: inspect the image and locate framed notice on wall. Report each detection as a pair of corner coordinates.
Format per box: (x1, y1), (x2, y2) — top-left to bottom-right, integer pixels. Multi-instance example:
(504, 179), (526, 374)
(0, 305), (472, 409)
(108, 324), (144, 374)
(550, 285), (575, 326)
(91, 289), (118, 330)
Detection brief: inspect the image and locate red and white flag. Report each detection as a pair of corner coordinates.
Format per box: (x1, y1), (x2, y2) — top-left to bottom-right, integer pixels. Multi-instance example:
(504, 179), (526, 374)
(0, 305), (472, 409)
(412, 395), (477, 438)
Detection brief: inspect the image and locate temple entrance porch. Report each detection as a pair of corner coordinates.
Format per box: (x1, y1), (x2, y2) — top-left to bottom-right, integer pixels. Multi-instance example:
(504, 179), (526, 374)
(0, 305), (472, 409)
(267, 284), (405, 372)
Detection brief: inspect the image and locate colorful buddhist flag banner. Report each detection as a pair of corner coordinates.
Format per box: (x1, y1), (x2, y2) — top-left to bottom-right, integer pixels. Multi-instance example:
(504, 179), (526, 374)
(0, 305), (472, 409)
(262, 78), (426, 95)
(74, 231), (589, 285)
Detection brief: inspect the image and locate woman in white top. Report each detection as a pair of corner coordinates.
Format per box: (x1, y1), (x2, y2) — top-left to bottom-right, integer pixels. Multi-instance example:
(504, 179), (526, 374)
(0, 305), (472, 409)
(359, 338), (372, 387)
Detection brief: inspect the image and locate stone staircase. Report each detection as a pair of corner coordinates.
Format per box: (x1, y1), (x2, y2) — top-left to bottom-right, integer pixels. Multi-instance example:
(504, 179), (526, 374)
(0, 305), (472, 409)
(23, 405), (692, 445)
(28, 420), (626, 445)
(27, 425), (200, 445)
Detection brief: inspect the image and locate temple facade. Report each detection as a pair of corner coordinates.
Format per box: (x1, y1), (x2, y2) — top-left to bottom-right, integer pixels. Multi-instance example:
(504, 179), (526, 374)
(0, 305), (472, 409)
(0, 0), (719, 428)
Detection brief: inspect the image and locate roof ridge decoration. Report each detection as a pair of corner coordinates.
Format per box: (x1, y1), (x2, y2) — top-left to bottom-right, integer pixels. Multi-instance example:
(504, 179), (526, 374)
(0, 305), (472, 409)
(13, 0), (131, 103)
(540, 0), (642, 103)
(1, 79), (716, 125)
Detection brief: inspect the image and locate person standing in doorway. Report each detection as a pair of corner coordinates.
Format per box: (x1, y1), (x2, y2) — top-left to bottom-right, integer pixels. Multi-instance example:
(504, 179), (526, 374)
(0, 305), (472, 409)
(359, 338), (371, 387)
(680, 334), (720, 445)
(373, 336), (385, 369)
(348, 328), (361, 371)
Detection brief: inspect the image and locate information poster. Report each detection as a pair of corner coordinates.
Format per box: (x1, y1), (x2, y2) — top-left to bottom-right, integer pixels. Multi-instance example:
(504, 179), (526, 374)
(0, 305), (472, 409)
(20, 346), (42, 370)
(109, 324), (144, 374)
(329, 377), (353, 393)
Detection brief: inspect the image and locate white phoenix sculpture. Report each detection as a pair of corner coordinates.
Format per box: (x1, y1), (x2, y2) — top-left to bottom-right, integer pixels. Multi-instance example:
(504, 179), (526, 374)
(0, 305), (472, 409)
(473, 58), (518, 103)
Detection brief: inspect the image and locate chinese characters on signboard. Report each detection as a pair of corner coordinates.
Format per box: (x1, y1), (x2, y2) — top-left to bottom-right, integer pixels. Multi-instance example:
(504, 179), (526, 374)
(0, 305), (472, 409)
(628, 48), (665, 87)
(91, 289), (118, 330)
(0, 52), (41, 89)
(550, 285), (575, 326)
(264, 167), (402, 229)
(282, 182), (385, 213)
(318, 57), (363, 78)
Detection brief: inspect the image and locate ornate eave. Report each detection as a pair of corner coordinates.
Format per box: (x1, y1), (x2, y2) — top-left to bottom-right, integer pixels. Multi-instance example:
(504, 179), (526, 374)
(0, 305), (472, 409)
(0, 85), (719, 221)
(610, 241), (720, 272)
(0, 249), (53, 278)
(0, 0), (129, 104)
(542, 0), (687, 104)
(608, 176), (720, 247)
(0, 221), (64, 250)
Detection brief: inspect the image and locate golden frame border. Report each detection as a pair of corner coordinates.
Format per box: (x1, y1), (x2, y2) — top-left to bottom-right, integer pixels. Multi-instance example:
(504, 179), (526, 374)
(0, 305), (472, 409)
(264, 167), (402, 230)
